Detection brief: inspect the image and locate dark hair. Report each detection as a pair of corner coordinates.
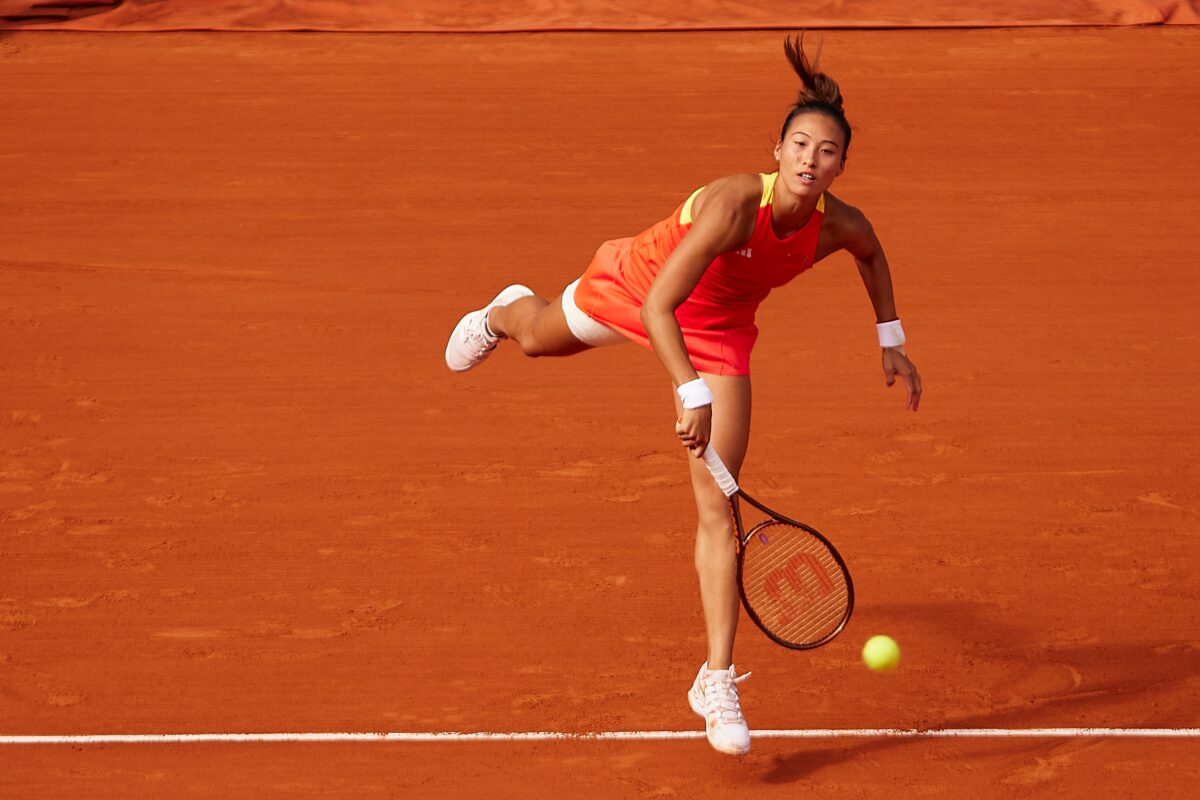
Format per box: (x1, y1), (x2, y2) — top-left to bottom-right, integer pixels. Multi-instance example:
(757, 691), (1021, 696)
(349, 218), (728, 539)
(779, 33), (852, 158)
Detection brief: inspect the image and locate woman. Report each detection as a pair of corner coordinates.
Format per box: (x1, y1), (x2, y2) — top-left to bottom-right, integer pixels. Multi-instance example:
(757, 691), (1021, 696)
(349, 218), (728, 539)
(445, 35), (921, 756)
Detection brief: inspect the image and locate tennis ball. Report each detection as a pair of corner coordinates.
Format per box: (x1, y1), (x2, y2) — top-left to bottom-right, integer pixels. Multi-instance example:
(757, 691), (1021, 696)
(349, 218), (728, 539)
(862, 635), (900, 672)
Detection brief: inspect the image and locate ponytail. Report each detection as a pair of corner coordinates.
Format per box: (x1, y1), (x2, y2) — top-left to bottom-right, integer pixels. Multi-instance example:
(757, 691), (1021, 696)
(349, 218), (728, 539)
(780, 33), (852, 155)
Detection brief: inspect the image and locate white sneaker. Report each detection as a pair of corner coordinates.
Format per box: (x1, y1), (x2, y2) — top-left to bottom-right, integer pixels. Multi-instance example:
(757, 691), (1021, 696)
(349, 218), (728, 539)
(444, 284), (534, 372)
(688, 662), (752, 756)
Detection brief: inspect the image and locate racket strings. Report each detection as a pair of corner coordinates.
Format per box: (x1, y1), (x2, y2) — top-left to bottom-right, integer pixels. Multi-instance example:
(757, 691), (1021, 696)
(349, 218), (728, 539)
(740, 521), (849, 646)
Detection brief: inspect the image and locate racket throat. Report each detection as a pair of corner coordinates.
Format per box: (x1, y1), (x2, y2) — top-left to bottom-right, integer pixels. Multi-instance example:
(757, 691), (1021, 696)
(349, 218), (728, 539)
(730, 496), (752, 549)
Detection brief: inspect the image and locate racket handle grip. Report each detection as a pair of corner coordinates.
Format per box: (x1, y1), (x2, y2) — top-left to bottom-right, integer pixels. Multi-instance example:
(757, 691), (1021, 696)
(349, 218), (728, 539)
(702, 447), (739, 497)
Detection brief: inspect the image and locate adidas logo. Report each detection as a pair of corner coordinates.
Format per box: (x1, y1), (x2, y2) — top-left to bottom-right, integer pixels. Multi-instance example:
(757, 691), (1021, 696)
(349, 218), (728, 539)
(736, 248), (752, 259)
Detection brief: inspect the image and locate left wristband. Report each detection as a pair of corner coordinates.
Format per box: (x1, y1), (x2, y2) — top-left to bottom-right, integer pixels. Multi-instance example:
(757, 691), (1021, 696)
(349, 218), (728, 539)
(876, 319), (906, 348)
(677, 378), (713, 409)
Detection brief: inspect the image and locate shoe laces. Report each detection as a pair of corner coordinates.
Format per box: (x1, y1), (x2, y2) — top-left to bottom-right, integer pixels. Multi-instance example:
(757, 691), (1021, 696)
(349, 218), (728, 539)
(459, 312), (498, 357)
(700, 669), (751, 724)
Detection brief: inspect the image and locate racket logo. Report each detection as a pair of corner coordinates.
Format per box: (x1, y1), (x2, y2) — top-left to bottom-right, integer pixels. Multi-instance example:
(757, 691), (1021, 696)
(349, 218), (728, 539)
(762, 553), (836, 627)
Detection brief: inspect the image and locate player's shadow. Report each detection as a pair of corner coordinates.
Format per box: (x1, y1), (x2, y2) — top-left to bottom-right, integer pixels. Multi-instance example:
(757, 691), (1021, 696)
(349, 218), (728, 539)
(760, 601), (1200, 784)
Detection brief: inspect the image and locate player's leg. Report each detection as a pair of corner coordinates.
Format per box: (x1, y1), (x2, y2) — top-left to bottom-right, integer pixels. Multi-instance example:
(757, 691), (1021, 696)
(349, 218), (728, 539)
(446, 277), (624, 372)
(678, 372), (753, 756)
(681, 373), (750, 668)
(489, 293), (592, 358)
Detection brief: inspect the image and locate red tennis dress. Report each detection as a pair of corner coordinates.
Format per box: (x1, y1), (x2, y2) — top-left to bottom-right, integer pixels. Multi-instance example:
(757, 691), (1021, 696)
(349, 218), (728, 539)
(572, 172), (825, 376)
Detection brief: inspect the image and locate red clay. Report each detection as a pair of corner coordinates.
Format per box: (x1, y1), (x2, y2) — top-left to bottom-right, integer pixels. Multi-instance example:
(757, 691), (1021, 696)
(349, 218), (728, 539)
(1, 27), (1198, 797)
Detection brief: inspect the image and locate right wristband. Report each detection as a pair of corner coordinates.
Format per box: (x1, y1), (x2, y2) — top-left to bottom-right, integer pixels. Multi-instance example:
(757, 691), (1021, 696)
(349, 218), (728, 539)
(876, 319), (906, 348)
(677, 377), (713, 409)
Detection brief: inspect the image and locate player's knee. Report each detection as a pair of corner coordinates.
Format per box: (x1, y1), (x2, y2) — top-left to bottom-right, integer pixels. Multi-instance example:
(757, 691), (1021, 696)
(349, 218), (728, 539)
(693, 484), (730, 524)
(516, 336), (547, 358)
(515, 323), (577, 358)
(511, 313), (554, 357)
(695, 511), (733, 542)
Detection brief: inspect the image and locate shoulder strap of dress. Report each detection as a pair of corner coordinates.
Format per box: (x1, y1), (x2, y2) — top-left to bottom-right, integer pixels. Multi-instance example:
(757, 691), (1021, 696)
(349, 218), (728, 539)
(678, 186), (705, 225)
(681, 173), (783, 225)
(759, 172), (776, 208)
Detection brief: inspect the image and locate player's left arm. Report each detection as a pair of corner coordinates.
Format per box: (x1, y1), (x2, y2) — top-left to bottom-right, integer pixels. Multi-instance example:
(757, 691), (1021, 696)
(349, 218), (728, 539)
(835, 204), (922, 412)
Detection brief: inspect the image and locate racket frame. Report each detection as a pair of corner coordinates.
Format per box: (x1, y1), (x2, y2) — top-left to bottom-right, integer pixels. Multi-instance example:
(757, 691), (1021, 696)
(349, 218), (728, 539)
(704, 447), (855, 650)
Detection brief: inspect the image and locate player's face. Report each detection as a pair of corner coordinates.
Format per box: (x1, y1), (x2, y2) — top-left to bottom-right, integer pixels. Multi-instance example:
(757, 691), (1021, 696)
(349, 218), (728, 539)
(774, 113), (846, 198)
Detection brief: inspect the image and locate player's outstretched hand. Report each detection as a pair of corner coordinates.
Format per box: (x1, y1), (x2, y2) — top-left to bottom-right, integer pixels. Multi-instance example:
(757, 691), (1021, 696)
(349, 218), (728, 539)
(882, 347), (921, 411)
(675, 406), (712, 457)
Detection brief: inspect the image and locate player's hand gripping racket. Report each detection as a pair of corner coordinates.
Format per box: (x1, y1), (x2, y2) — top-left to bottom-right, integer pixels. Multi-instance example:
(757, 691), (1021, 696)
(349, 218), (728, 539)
(703, 447), (853, 649)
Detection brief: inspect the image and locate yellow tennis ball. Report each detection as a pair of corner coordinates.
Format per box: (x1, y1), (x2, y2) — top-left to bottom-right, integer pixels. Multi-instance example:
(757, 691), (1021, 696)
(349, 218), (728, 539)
(862, 635), (900, 672)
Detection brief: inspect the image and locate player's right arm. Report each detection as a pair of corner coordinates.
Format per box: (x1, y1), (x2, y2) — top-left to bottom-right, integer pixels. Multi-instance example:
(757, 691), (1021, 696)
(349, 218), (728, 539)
(640, 174), (760, 455)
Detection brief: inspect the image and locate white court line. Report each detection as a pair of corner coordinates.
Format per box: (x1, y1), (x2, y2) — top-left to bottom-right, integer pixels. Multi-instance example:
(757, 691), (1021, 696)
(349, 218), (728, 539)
(2, 729), (1199, 744)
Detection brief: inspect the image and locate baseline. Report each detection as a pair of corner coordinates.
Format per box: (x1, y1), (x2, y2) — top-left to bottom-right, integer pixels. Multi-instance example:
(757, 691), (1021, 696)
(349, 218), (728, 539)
(2, 728), (1199, 745)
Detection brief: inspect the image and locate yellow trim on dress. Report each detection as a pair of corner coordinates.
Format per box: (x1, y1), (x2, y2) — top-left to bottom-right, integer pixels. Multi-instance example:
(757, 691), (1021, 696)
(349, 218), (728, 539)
(678, 172), (823, 225)
(760, 172), (776, 207)
(679, 186), (704, 226)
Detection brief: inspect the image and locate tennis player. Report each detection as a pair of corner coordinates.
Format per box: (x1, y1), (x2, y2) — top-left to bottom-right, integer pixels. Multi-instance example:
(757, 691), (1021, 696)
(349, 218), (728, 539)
(445, 35), (921, 756)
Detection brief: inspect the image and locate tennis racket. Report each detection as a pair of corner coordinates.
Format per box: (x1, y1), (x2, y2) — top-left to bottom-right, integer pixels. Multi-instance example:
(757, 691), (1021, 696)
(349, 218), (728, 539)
(703, 447), (853, 649)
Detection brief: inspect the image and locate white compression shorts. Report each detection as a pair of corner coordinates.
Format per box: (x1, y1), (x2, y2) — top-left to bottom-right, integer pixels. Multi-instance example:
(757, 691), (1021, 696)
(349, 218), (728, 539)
(560, 278), (627, 348)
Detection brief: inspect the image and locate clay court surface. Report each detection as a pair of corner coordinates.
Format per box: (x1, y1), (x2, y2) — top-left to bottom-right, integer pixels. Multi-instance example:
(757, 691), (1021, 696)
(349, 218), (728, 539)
(1, 22), (1199, 798)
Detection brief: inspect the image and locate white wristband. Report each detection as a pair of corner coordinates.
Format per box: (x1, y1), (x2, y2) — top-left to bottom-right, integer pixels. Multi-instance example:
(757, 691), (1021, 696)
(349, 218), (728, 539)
(677, 378), (713, 409)
(876, 319), (906, 348)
